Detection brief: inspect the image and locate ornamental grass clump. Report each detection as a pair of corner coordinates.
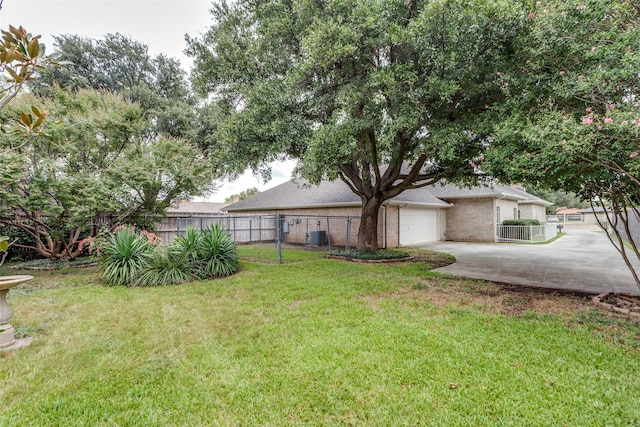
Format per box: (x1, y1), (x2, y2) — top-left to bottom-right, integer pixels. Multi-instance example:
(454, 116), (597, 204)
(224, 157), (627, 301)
(197, 224), (238, 278)
(99, 225), (238, 287)
(134, 245), (202, 287)
(100, 227), (156, 286)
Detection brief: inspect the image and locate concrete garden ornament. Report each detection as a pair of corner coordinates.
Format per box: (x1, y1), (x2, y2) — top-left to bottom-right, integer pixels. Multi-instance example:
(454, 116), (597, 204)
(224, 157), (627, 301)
(0, 237), (34, 349)
(0, 275), (33, 349)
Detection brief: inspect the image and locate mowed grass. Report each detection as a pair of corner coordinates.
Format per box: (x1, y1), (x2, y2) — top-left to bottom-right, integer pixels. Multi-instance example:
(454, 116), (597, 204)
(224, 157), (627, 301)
(1, 253), (640, 426)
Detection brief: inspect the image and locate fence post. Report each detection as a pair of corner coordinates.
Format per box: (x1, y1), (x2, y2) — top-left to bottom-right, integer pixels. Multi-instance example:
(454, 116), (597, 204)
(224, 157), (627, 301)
(276, 213), (282, 264)
(232, 217), (236, 242)
(346, 217), (351, 250)
(326, 216), (331, 254)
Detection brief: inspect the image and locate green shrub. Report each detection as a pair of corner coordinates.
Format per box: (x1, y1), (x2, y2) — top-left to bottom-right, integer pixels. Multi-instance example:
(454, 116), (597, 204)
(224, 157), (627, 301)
(197, 224), (238, 278)
(332, 249), (410, 260)
(502, 219), (541, 226)
(99, 225), (238, 286)
(173, 226), (202, 262)
(135, 246), (202, 287)
(100, 227), (154, 286)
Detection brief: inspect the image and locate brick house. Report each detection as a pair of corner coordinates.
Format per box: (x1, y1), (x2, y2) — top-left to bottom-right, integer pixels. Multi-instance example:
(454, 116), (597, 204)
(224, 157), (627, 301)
(223, 179), (549, 247)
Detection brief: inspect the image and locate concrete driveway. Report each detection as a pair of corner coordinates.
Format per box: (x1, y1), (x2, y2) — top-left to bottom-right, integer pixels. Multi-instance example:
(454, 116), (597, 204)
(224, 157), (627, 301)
(423, 230), (640, 295)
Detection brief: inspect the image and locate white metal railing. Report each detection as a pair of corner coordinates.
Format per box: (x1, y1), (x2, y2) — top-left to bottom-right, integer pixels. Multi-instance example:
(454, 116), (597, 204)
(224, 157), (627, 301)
(497, 224), (558, 243)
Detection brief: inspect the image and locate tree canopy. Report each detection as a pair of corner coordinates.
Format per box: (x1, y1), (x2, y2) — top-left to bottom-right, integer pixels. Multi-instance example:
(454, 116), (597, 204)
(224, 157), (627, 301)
(485, 0), (640, 287)
(224, 187), (260, 203)
(188, 0), (529, 249)
(0, 89), (216, 260)
(30, 33), (196, 139)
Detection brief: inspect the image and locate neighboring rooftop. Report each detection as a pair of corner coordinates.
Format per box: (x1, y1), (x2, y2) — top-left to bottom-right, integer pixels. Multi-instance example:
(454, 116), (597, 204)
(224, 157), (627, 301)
(167, 202), (230, 216)
(224, 178), (549, 212)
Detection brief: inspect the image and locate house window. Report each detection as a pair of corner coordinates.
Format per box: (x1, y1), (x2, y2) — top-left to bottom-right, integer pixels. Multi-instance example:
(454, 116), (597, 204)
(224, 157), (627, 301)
(496, 206), (501, 225)
(513, 208), (518, 220)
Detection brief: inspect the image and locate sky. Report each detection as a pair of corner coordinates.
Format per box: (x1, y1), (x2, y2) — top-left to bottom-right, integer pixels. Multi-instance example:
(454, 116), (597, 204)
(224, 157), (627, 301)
(0, 0), (296, 203)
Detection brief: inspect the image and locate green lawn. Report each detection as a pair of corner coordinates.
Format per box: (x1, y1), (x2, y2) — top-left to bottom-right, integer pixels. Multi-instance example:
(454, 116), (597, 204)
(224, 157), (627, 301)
(1, 252), (639, 426)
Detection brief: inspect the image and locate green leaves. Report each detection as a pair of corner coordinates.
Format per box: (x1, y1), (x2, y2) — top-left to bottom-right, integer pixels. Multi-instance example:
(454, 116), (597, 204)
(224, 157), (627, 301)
(100, 227), (155, 286)
(188, 0), (530, 248)
(190, 0), (522, 180)
(0, 236), (9, 253)
(1, 25), (56, 112)
(99, 225), (238, 287)
(0, 89), (216, 261)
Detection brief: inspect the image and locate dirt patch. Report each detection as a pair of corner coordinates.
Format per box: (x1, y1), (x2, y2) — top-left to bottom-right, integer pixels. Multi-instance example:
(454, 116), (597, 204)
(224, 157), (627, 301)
(367, 276), (594, 318)
(409, 251), (456, 269)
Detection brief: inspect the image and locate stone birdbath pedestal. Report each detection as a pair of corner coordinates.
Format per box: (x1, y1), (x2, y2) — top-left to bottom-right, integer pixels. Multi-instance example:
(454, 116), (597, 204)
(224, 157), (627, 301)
(0, 275), (33, 350)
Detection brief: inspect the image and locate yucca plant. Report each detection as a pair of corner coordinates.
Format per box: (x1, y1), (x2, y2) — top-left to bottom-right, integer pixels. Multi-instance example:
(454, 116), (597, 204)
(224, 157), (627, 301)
(100, 227), (153, 286)
(172, 226), (202, 262)
(198, 224), (238, 278)
(135, 245), (203, 286)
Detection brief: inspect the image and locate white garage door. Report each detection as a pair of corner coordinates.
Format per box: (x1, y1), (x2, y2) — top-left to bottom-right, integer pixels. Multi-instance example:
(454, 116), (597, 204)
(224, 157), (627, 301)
(399, 208), (439, 245)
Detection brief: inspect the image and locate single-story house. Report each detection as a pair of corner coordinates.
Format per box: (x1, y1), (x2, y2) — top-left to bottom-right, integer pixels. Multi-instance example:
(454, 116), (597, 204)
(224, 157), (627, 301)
(155, 201), (230, 242)
(166, 201), (230, 217)
(223, 179), (550, 247)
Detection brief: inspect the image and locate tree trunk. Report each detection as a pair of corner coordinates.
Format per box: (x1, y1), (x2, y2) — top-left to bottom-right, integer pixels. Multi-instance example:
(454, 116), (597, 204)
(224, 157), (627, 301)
(357, 197), (383, 251)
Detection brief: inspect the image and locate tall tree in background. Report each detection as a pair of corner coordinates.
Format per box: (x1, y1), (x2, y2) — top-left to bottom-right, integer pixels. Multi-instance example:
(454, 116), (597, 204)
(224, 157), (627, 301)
(225, 187), (260, 203)
(30, 33), (196, 139)
(486, 0), (640, 288)
(524, 188), (590, 214)
(188, 0), (528, 250)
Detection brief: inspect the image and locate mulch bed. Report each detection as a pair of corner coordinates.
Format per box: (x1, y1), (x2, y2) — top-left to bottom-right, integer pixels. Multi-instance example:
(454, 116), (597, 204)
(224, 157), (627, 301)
(327, 255), (414, 263)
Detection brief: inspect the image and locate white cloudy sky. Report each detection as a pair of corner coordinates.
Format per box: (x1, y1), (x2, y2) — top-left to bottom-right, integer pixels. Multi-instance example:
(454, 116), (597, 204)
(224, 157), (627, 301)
(0, 0), (296, 202)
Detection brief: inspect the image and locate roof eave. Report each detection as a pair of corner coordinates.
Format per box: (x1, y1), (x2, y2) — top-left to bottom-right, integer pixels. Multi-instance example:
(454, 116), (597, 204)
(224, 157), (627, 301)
(224, 201), (363, 212)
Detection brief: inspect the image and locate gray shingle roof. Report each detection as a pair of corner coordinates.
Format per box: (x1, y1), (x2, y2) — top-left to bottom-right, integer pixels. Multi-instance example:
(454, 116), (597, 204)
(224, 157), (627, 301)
(167, 202), (230, 215)
(429, 181), (551, 205)
(224, 178), (548, 212)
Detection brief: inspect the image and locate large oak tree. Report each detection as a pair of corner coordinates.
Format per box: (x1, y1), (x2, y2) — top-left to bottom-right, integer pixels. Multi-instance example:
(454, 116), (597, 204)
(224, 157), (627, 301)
(187, 0), (528, 250)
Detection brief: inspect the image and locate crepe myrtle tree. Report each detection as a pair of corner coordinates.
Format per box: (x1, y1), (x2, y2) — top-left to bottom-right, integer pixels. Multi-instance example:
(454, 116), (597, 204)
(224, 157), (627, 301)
(187, 0), (529, 250)
(485, 0), (640, 288)
(0, 89), (217, 261)
(0, 23), (70, 254)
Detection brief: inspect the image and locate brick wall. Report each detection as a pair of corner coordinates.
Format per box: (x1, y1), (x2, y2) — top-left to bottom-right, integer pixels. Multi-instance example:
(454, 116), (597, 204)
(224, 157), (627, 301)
(444, 198), (497, 242)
